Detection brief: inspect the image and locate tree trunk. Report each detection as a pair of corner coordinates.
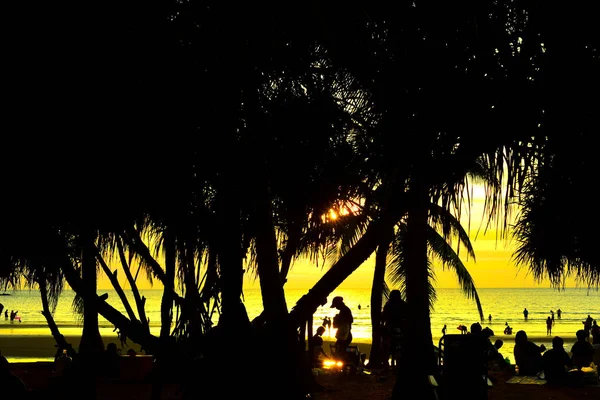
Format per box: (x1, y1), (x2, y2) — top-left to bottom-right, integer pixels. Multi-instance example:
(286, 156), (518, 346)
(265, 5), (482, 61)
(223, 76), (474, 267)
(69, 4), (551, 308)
(160, 228), (176, 340)
(215, 191), (249, 331)
(61, 259), (159, 352)
(96, 249), (138, 322)
(254, 180), (303, 398)
(77, 229), (103, 400)
(392, 182), (437, 400)
(279, 220), (301, 283)
(368, 228), (394, 369)
(78, 229), (104, 355)
(117, 237), (149, 331)
(39, 278), (73, 357)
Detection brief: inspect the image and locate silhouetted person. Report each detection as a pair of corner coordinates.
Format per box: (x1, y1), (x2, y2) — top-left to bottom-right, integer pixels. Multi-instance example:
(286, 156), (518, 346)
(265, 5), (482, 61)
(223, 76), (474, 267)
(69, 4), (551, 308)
(557, 309), (562, 319)
(310, 326), (329, 367)
(542, 336), (572, 385)
(546, 316), (553, 336)
(591, 320), (600, 345)
(442, 324), (447, 336)
(323, 316), (331, 335)
(0, 303), (3, 316)
(330, 296), (353, 358)
(514, 330), (546, 376)
(583, 315), (593, 333)
(358, 304), (361, 310)
(523, 308), (529, 321)
(504, 322), (513, 335)
(3, 310), (7, 320)
(103, 342), (121, 378)
(550, 310), (555, 324)
(570, 329), (595, 370)
(0, 355), (26, 397)
(457, 324), (468, 334)
(488, 314), (492, 324)
(381, 290), (408, 367)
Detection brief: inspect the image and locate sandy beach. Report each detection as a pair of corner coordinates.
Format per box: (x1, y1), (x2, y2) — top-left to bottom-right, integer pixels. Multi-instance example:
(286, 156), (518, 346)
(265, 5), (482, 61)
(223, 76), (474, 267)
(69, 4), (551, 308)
(6, 360), (599, 400)
(2, 333), (599, 399)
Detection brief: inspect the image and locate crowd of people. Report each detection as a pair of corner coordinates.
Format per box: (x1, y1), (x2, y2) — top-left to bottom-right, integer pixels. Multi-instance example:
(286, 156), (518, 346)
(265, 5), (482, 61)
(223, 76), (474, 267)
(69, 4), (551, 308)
(449, 314), (600, 386)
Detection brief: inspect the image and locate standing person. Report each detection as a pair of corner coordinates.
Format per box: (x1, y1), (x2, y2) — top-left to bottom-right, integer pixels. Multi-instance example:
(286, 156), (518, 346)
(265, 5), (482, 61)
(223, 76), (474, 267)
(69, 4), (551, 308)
(546, 316), (553, 336)
(323, 316), (331, 336)
(523, 308), (529, 321)
(557, 309), (562, 319)
(3, 310), (7, 320)
(550, 310), (555, 324)
(0, 303), (3, 316)
(442, 324), (447, 336)
(591, 320), (600, 345)
(330, 296), (353, 357)
(488, 314), (492, 324)
(381, 290), (408, 367)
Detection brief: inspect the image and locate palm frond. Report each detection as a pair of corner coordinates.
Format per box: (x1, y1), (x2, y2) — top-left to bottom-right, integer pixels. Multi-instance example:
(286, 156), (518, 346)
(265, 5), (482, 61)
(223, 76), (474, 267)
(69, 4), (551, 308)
(427, 225), (484, 321)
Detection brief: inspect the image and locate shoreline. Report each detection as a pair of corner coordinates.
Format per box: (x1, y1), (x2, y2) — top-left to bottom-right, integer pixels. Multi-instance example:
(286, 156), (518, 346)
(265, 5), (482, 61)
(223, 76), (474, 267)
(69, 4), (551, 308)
(0, 334), (142, 361)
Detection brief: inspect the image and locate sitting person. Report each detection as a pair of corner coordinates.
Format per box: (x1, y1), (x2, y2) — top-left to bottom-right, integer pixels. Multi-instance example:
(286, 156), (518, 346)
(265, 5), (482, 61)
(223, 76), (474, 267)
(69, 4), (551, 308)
(514, 330), (546, 375)
(571, 329), (595, 370)
(310, 326), (329, 367)
(542, 336), (572, 385)
(103, 342), (121, 378)
(0, 355), (26, 396)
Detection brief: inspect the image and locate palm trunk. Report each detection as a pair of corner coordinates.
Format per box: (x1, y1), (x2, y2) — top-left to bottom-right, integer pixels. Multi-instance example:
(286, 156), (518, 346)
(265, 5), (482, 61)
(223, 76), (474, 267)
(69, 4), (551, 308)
(216, 191), (249, 331)
(254, 180), (304, 398)
(116, 237), (149, 331)
(279, 220), (301, 283)
(39, 278), (72, 355)
(368, 228), (394, 369)
(255, 185), (288, 320)
(77, 229), (103, 400)
(392, 182), (437, 400)
(79, 229), (104, 355)
(96, 249), (138, 322)
(62, 259), (159, 352)
(160, 228), (176, 340)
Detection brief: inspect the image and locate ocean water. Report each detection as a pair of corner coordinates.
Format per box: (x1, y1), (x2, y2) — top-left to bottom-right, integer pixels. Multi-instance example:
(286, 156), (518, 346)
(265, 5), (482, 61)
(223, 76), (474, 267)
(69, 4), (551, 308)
(0, 287), (598, 363)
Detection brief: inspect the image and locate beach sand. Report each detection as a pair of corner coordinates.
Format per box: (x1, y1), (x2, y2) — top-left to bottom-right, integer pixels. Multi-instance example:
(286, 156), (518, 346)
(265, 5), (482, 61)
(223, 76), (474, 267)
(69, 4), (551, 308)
(3, 334), (599, 399)
(7, 361), (599, 400)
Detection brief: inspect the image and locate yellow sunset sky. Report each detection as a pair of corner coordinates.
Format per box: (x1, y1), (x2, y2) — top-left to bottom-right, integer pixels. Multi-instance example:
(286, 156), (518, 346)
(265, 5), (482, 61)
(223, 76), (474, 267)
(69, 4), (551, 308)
(96, 186), (579, 291)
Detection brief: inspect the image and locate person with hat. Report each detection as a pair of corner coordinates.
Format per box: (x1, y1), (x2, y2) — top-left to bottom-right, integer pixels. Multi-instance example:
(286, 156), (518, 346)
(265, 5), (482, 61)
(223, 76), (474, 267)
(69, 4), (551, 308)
(330, 296), (354, 357)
